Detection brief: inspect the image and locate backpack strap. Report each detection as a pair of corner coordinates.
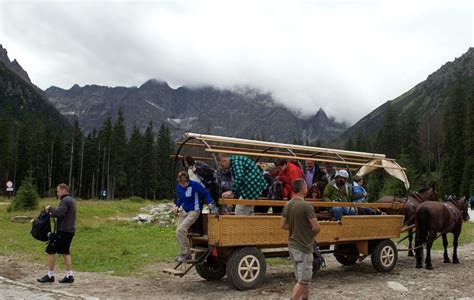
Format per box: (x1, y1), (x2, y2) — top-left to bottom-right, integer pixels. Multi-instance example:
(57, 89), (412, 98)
(52, 217), (57, 234)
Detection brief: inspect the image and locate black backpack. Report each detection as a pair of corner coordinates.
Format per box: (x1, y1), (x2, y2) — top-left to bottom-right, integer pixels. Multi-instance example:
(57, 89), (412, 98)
(194, 161), (217, 188)
(313, 243), (326, 274)
(31, 211), (52, 242)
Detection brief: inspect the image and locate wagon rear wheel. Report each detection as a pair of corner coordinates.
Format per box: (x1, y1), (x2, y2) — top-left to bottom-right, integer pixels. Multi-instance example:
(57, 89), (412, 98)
(195, 255), (226, 281)
(371, 239), (397, 272)
(226, 247), (266, 290)
(334, 244), (358, 266)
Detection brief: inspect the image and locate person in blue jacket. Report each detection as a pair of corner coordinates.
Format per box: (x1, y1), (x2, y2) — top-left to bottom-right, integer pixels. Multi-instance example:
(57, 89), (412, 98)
(173, 171), (214, 262)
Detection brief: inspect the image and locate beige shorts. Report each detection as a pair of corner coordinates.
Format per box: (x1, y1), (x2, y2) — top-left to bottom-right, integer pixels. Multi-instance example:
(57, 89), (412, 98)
(289, 247), (313, 284)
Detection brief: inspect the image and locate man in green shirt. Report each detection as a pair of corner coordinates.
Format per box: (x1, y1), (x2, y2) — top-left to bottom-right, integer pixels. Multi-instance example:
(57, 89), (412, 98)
(219, 154), (266, 215)
(281, 178), (321, 300)
(323, 169), (356, 220)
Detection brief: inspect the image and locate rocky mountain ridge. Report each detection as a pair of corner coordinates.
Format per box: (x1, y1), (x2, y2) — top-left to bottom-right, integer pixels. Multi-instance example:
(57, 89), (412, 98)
(46, 80), (347, 142)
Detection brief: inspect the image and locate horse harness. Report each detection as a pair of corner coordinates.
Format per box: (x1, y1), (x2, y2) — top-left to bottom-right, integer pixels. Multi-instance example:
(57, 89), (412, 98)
(444, 198), (463, 226)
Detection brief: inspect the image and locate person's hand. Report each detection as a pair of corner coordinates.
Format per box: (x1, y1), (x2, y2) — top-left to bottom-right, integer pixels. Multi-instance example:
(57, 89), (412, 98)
(363, 192), (368, 197)
(44, 206), (50, 212)
(222, 191), (234, 198)
(172, 206), (179, 215)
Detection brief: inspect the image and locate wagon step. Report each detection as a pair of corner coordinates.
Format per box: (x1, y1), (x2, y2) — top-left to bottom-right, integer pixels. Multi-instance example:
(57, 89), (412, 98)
(190, 247), (209, 253)
(163, 251), (209, 278)
(163, 268), (186, 276)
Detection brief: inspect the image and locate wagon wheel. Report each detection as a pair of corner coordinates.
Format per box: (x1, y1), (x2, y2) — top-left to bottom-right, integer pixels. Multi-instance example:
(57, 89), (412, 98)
(334, 244), (358, 266)
(371, 240), (398, 272)
(226, 247), (267, 290)
(195, 255), (226, 281)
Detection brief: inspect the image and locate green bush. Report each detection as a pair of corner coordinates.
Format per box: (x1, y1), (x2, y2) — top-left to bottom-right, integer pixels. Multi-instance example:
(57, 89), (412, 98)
(8, 177), (39, 211)
(127, 196), (145, 203)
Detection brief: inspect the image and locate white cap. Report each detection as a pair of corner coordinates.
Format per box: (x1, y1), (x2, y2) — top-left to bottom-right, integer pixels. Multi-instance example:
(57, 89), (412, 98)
(335, 169), (349, 179)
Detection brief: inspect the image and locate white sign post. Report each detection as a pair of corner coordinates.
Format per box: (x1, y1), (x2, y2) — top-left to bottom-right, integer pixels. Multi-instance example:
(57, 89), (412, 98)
(6, 181), (14, 193)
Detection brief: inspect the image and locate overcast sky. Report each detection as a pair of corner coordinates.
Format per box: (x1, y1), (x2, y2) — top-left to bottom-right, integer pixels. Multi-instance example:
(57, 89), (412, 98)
(0, 0), (472, 124)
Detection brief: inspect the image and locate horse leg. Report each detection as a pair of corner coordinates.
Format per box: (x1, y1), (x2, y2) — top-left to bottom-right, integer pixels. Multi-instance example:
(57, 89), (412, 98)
(425, 234), (435, 270)
(452, 231), (460, 264)
(408, 229), (414, 257)
(442, 233), (450, 263)
(414, 235), (423, 268)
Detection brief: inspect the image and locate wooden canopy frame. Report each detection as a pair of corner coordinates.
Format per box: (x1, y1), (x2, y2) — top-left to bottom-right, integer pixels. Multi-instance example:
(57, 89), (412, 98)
(173, 132), (410, 191)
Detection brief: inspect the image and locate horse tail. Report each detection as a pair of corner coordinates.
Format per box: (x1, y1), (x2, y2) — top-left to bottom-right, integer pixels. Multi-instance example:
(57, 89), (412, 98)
(415, 206), (430, 244)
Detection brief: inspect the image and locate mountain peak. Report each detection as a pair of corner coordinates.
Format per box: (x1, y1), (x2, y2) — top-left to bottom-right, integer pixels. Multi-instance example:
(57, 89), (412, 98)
(312, 108), (329, 122)
(140, 79), (172, 90)
(0, 45), (31, 83)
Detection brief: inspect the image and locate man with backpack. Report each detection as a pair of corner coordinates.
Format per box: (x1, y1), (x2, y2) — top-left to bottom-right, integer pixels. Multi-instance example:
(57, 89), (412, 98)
(37, 183), (76, 284)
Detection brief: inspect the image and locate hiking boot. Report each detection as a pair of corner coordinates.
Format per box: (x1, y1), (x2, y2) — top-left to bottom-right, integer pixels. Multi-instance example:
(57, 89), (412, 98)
(176, 254), (192, 262)
(59, 276), (74, 283)
(37, 275), (54, 283)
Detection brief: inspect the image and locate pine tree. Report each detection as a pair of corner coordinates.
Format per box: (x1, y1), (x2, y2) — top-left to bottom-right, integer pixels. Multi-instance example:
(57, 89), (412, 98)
(399, 111), (423, 171)
(98, 117), (113, 199)
(460, 90), (474, 195)
(355, 132), (367, 152)
(127, 126), (144, 197)
(345, 137), (354, 151)
(141, 122), (157, 199)
(0, 108), (15, 187)
(156, 124), (173, 199)
(111, 109), (127, 199)
(376, 103), (399, 158)
(440, 81), (465, 195)
(8, 174), (39, 211)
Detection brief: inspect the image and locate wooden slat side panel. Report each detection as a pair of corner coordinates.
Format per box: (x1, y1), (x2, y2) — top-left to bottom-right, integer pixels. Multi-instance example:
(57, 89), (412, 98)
(338, 216), (405, 241)
(207, 215), (220, 245)
(314, 221), (342, 244)
(218, 216), (287, 246)
(206, 215), (404, 247)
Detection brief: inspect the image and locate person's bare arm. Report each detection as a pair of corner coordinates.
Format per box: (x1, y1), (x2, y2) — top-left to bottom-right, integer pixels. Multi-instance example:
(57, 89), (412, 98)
(280, 216), (289, 230)
(309, 217), (320, 235)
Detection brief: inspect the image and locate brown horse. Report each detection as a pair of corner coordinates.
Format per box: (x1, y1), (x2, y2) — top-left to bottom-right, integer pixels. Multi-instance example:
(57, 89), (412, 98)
(414, 196), (469, 270)
(376, 187), (438, 256)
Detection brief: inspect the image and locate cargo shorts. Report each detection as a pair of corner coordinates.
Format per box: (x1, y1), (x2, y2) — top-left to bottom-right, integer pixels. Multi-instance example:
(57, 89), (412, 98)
(289, 247), (313, 284)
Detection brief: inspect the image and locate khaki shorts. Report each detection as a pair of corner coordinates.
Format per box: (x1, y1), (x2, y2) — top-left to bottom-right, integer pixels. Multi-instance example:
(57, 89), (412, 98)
(289, 247), (313, 284)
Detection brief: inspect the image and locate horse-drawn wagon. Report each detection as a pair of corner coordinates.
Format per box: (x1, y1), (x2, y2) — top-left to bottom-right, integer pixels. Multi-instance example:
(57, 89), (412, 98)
(164, 133), (411, 290)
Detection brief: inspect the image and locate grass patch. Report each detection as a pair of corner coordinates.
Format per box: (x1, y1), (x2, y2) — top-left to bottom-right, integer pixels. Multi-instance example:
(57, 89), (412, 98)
(0, 198), (177, 276)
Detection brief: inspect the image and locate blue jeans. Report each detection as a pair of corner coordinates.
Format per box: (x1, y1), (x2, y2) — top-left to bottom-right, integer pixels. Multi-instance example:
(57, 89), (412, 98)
(352, 199), (376, 215)
(329, 206), (356, 220)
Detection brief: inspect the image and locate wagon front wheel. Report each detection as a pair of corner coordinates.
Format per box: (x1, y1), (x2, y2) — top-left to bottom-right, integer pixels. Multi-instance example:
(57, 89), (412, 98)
(226, 247), (266, 290)
(195, 255), (226, 281)
(371, 239), (397, 272)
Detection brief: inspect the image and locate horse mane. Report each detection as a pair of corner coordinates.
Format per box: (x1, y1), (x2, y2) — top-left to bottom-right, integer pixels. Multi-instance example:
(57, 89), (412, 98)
(417, 187), (431, 194)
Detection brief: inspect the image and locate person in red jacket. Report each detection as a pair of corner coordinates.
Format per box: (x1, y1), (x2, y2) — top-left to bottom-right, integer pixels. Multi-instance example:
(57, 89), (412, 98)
(276, 159), (303, 199)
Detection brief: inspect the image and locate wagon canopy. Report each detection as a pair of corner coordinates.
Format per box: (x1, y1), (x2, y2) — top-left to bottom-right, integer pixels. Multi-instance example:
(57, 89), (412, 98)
(176, 132), (410, 190)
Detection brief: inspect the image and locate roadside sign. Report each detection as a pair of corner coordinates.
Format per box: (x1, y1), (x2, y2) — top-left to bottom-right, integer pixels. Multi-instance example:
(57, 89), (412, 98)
(6, 187), (13, 192)
(6, 181), (13, 188)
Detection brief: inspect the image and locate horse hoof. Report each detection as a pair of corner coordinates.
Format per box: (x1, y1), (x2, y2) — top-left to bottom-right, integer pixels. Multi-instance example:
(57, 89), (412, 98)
(416, 264), (423, 269)
(408, 251), (414, 257)
(444, 259), (451, 263)
(426, 265), (433, 270)
(453, 259), (460, 264)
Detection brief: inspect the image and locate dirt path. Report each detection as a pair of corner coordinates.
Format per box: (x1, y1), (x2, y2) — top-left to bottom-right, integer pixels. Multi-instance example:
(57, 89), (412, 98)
(1, 243), (473, 299)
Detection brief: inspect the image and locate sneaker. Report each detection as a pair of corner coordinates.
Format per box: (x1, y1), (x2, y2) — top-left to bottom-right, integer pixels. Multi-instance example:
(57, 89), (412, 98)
(59, 276), (74, 283)
(37, 275), (54, 283)
(176, 254), (192, 262)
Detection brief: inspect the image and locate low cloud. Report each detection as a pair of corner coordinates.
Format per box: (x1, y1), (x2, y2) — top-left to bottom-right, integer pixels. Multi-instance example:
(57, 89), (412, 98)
(0, 0), (471, 123)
